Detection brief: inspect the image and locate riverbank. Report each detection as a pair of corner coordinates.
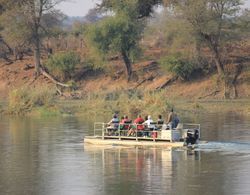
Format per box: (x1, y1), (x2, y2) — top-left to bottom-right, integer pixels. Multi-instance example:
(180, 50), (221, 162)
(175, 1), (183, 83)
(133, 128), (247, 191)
(0, 55), (249, 118)
(1, 95), (249, 120)
(1, 56), (250, 101)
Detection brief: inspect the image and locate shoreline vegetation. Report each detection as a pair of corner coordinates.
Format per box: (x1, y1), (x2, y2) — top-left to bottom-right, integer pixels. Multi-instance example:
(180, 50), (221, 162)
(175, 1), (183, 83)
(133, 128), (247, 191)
(0, 0), (249, 118)
(0, 87), (249, 118)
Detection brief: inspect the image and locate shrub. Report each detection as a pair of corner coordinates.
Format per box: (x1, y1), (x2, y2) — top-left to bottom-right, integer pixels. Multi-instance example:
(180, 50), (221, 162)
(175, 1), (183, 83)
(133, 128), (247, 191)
(45, 51), (81, 81)
(79, 90), (172, 119)
(8, 86), (55, 115)
(160, 55), (196, 80)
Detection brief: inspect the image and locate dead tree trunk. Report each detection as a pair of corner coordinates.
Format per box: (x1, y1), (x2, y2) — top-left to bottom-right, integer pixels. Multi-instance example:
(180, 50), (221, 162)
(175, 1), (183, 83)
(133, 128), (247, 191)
(34, 33), (41, 76)
(121, 50), (132, 82)
(224, 63), (243, 99)
(40, 68), (70, 87)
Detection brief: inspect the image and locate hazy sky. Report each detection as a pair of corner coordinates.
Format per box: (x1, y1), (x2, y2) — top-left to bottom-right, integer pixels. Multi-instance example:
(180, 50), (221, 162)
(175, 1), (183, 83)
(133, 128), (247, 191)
(58, 0), (250, 17)
(58, 0), (98, 17)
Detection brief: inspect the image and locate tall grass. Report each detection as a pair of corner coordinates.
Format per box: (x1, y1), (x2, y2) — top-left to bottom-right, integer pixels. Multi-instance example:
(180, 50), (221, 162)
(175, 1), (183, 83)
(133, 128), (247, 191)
(7, 86), (55, 115)
(79, 90), (173, 119)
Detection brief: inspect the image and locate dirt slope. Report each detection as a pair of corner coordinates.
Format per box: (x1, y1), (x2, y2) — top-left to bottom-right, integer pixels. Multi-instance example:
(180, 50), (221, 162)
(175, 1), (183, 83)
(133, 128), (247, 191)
(0, 56), (249, 100)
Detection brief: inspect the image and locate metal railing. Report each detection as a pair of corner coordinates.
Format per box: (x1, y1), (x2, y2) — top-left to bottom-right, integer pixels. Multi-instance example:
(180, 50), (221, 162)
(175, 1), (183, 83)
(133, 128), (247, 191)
(93, 122), (201, 142)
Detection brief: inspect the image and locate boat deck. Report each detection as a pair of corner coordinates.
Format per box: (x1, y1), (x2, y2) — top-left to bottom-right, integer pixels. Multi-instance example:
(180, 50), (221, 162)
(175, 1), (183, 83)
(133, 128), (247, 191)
(84, 122), (202, 148)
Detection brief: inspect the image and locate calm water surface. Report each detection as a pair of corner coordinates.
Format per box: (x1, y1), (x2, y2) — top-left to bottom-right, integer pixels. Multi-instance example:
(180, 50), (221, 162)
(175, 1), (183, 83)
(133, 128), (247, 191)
(0, 112), (250, 195)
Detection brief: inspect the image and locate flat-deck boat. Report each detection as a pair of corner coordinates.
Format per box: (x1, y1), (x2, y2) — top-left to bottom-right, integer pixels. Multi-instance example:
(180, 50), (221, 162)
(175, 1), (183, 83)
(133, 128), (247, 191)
(84, 123), (203, 148)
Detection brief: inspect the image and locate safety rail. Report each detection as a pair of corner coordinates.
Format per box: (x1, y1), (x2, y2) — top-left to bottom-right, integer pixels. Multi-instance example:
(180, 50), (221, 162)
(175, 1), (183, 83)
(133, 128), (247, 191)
(93, 122), (201, 142)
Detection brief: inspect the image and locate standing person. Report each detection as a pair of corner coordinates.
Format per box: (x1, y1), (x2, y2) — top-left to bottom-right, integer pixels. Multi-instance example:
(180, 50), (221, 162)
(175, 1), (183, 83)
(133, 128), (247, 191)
(173, 114), (180, 128)
(166, 108), (175, 129)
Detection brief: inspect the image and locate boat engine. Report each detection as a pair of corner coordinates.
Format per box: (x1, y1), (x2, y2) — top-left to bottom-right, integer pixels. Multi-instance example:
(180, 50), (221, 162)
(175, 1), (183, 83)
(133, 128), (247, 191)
(185, 129), (199, 145)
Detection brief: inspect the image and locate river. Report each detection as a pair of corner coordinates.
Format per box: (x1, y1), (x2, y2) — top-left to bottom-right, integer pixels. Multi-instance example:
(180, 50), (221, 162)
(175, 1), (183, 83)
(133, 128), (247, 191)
(0, 112), (250, 195)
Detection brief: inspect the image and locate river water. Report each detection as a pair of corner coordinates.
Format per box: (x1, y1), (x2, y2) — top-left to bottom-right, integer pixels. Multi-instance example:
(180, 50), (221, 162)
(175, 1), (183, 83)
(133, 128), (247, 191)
(0, 112), (250, 195)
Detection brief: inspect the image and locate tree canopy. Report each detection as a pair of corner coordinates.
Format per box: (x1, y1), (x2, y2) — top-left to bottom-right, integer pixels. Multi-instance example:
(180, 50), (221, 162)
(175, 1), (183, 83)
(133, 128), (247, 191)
(87, 0), (160, 81)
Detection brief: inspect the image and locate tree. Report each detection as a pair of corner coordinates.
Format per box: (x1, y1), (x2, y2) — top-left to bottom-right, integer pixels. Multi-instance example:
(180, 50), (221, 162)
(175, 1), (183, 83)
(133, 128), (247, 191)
(87, 0), (161, 81)
(0, 0), (65, 75)
(166, 0), (245, 98)
(84, 8), (101, 23)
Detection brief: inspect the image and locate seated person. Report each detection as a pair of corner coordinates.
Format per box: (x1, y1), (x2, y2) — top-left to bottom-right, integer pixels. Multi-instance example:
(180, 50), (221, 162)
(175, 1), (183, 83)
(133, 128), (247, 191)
(156, 114), (164, 130)
(120, 115), (132, 133)
(143, 115), (156, 137)
(127, 115), (144, 136)
(143, 115), (155, 130)
(107, 114), (119, 134)
(157, 115), (164, 124)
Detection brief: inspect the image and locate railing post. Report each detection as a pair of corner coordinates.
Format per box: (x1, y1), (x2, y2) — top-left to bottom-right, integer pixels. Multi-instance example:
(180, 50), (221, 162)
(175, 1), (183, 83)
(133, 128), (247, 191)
(119, 124), (121, 141)
(170, 130), (173, 142)
(136, 127), (138, 141)
(102, 123), (104, 140)
(198, 124), (201, 139)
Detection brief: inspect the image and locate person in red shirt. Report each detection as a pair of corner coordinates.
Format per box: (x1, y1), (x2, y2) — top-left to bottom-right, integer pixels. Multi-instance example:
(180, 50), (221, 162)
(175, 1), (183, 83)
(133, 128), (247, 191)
(120, 115), (131, 130)
(127, 115), (144, 136)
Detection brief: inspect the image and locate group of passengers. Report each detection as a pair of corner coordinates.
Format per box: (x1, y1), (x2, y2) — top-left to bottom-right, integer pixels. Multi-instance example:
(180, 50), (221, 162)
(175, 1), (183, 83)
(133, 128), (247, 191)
(107, 108), (179, 137)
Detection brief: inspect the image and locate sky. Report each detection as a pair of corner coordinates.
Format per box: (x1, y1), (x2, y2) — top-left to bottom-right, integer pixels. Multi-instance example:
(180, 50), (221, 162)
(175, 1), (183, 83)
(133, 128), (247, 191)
(57, 0), (98, 17)
(58, 0), (250, 17)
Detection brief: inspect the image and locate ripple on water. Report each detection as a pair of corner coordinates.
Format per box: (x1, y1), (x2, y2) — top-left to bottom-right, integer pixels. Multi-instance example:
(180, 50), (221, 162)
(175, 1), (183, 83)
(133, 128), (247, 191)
(196, 141), (250, 154)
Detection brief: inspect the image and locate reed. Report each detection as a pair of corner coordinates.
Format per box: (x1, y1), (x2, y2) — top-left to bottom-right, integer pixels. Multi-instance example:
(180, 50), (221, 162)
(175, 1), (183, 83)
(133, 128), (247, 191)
(7, 86), (56, 115)
(78, 90), (173, 119)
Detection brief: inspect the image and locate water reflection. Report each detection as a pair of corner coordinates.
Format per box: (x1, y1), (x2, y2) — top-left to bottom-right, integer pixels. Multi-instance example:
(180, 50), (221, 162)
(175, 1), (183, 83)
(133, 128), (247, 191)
(182, 112), (250, 142)
(83, 145), (203, 195)
(83, 143), (250, 195)
(0, 112), (250, 195)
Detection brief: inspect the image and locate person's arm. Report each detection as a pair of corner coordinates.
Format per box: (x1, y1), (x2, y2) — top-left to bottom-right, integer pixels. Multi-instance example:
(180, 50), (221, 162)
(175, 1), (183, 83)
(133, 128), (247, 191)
(108, 119), (113, 125)
(166, 113), (171, 123)
(168, 112), (175, 123)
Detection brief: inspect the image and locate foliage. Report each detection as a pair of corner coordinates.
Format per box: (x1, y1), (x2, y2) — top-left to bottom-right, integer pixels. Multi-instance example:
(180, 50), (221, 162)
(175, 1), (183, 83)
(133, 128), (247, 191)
(160, 55), (196, 80)
(86, 0), (159, 81)
(0, 8), (31, 52)
(86, 15), (143, 60)
(79, 90), (172, 119)
(7, 86), (55, 115)
(0, 0), (65, 73)
(71, 21), (87, 37)
(45, 51), (80, 81)
(100, 0), (162, 18)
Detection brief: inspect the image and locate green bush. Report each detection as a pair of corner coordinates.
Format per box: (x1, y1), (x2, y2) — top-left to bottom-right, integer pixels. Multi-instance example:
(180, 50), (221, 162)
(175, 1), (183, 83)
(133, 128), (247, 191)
(45, 52), (80, 81)
(160, 55), (196, 80)
(8, 86), (55, 115)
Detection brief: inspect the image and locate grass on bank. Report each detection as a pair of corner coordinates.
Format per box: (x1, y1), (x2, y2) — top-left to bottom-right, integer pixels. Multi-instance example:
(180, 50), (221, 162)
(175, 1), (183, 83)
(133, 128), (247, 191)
(2, 86), (250, 118)
(76, 90), (173, 119)
(7, 86), (56, 115)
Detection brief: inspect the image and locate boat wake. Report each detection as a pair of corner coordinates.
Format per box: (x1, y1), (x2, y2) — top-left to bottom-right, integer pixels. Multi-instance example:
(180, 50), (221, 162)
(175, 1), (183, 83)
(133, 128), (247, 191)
(196, 141), (250, 154)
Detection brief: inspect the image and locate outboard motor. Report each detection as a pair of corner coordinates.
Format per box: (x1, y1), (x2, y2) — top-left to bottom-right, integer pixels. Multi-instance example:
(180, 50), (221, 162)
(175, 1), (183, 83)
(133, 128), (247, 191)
(185, 129), (199, 145)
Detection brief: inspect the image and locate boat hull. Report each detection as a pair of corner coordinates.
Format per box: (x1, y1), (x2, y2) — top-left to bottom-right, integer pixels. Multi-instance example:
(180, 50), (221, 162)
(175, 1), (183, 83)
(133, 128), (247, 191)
(84, 136), (185, 148)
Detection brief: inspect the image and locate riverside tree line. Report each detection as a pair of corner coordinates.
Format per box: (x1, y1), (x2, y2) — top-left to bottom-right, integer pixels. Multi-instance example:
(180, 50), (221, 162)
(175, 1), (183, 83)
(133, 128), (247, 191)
(0, 0), (249, 99)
